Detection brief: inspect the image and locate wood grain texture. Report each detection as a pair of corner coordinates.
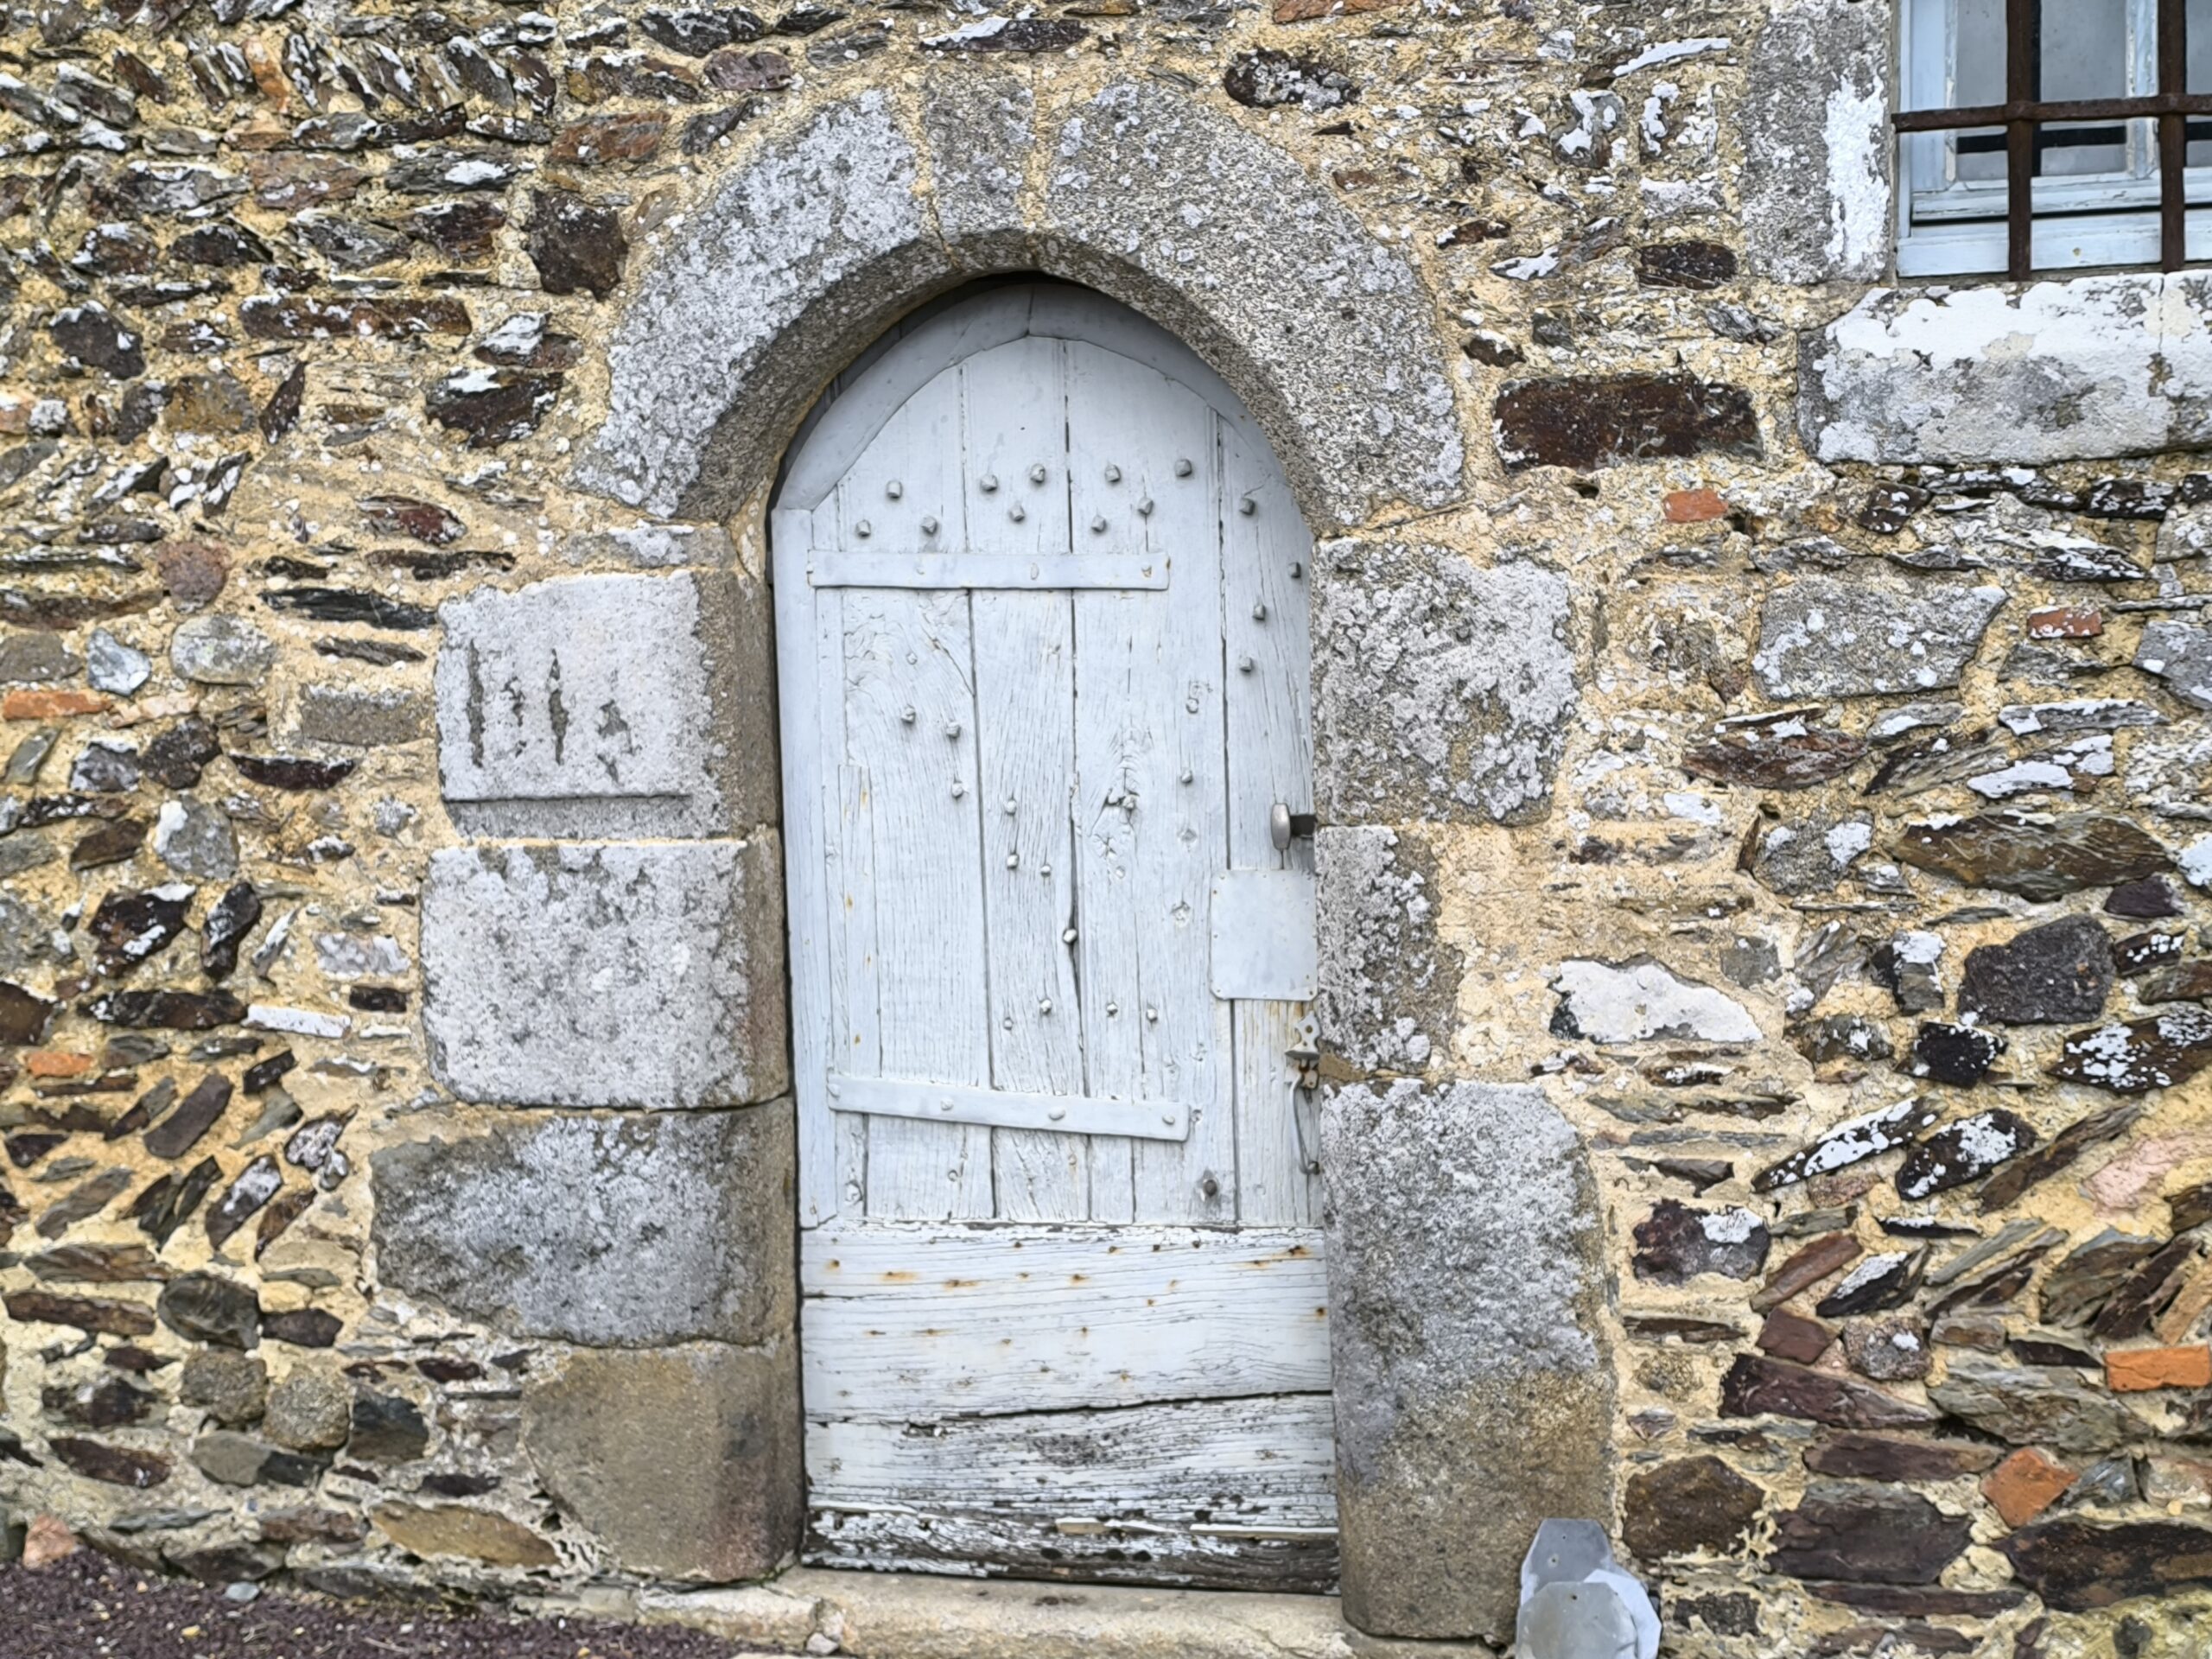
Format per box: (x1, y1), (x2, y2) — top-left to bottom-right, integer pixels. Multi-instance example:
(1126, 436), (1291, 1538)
(801, 1222), (1331, 1415)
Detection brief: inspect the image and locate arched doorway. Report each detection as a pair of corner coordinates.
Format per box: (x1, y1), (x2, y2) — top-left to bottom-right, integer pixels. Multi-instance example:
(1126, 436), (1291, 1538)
(772, 282), (1332, 1591)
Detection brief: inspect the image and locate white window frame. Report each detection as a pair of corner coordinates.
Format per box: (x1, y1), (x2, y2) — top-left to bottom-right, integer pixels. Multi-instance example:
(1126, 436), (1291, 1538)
(1896, 0), (2212, 276)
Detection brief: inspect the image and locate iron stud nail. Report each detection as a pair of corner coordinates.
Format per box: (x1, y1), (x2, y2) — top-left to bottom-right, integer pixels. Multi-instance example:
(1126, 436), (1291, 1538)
(1062, 927), (1078, 944)
(1174, 458), (1193, 477)
(921, 515), (939, 536)
(855, 519), (872, 537)
(886, 480), (903, 499)
(1289, 561), (1304, 579)
(1137, 497), (1154, 516)
(1253, 602), (1268, 620)
(1106, 1001), (1119, 1016)
(1030, 463), (1048, 484)
(1009, 504), (1026, 523)
(1104, 464), (1122, 483)
(1048, 1105), (1066, 1121)
(944, 721), (961, 737)
(1090, 516), (1108, 534)
(1039, 998), (1052, 1014)
(1238, 496), (1256, 516)
(1007, 851), (1020, 869)
(1003, 798), (1018, 813)
(900, 705), (916, 723)
(1145, 1007), (1158, 1022)
(1180, 768), (1194, 784)
(1238, 654), (1255, 672)
(951, 781), (965, 798)
(979, 474), (999, 493)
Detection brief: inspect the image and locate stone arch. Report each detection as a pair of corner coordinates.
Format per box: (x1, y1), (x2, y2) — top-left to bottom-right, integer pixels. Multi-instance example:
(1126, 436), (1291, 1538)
(570, 79), (1465, 531)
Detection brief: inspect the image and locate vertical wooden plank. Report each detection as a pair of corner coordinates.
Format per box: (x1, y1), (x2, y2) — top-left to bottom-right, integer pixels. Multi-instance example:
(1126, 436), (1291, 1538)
(828, 758), (876, 1218)
(834, 382), (995, 1222)
(772, 507), (843, 1230)
(1220, 417), (1320, 1226)
(1069, 343), (1233, 1226)
(963, 334), (1089, 1221)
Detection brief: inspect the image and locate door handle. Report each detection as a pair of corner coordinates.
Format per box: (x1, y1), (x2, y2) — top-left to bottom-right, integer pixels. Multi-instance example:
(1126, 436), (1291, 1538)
(1268, 803), (1319, 852)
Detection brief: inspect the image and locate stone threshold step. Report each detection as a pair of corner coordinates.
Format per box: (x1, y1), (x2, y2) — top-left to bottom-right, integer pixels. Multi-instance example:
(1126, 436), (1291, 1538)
(625, 1567), (1501, 1659)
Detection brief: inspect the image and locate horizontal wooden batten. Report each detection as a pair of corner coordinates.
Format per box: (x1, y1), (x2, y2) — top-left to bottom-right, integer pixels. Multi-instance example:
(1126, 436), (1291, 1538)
(804, 1394), (1338, 1592)
(825, 1072), (1191, 1141)
(808, 551), (1170, 590)
(801, 1222), (1332, 1416)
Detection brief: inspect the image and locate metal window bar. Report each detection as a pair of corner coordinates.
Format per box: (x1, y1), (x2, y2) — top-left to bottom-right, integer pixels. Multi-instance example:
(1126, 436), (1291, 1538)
(1893, 0), (2212, 276)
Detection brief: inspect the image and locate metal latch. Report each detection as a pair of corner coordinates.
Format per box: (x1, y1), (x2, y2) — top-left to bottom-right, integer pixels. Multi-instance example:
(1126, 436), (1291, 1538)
(1268, 803), (1319, 853)
(1287, 1014), (1322, 1175)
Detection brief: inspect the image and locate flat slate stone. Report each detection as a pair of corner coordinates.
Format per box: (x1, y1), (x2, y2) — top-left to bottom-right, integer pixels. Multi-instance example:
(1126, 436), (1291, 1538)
(1999, 1519), (2212, 1612)
(1897, 812), (2173, 901)
(1751, 577), (2005, 698)
(371, 1103), (794, 1347)
(1959, 916), (2113, 1025)
(2048, 1008), (2212, 1094)
(1768, 1484), (1970, 1586)
(422, 839), (786, 1111)
(1895, 1109), (2038, 1199)
(1630, 1199), (1770, 1284)
(1719, 1354), (1936, 1430)
(1929, 1358), (2146, 1455)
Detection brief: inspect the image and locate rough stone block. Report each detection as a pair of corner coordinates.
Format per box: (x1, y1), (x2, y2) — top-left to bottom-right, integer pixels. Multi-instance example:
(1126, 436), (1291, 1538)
(293, 683), (429, 748)
(1739, 0), (1891, 283)
(1315, 827), (1465, 1075)
(1802, 273), (2212, 465)
(524, 1339), (802, 1580)
(435, 571), (776, 837)
(1313, 543), (1575, 824)
(371, 1103), (795, 1346)
(1321, 1080), (1612, 1642)
(421, 839), (788, 1109)
(1753, 576), (2005, 698)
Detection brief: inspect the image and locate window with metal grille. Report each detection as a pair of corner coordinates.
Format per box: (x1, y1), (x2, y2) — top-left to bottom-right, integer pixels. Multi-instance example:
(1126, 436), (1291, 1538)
(1896, 0), (2212, 276)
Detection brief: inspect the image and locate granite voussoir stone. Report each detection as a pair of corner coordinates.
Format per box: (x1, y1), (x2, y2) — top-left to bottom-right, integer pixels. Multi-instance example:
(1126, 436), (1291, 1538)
(1752, 576), (2006, 698)
(1739, 0), (1891, 283)
(1313, 543), (1574, 824)
(1321, 1079), (1611, 1643)
(421, 839), (786, 1109)
(371, 1103), (795, 1347)
(1313, 827), (1465, 1075)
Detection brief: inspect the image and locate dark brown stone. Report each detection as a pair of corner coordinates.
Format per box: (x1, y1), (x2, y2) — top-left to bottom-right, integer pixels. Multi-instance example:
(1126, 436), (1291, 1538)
(153, 540), (228, 607)
(1631, 1198), (1770, 1283)
(157, 1271), (260, 1350)
(1622, 1456), (1764, 1560)
(2089, 1234), (2200, 1341)
(425, 367), (560, 448)
(1815, 1249), (1927, 1318)
(528, 188), (627, 299)
(1719, 1355), (1937, 1429)
(1754, 1101), (1941, 1194)
(1756, 1309), (1834, 1363)
(36, 1169), (135, 1239)
(2049, 1008), (2212, 1093)
(142, 716), (220, 788)
(83, 989), (246, 1030)
(226, 753), (359, 791)
(2139, 961), (2212, 1002)
(2107, 875), (2185, 918)
(240, 295), (471, 340)
(2171, 1181), (2212, 1233)
(702, 48), (791, 90)
(0, 980), (57, 1044)
(1999, 1519), (2212, 1612)
(1495, 373), (1759, 472)
(87, 888), (190, 977)
(1637, 241), (1738, 289)
(264, 1307), (342, 1349)
(2041, 1230), (2163, 1326)
(1895, 813), (2172, 902)
(205, 1155), (282, 1249)
(2113, 930), (2185, 976)
(1622, 1314), (1740, 1343)
(549, 112), (670, 165)
(131, 1157), (221, 1249)
(1684, 724), (1866, 789)
(201, 882), (262, 981)
(1807, 1583), (2024, 1618)
(1752, 1233), (1864, 1311)
(1897, 1110), (2038, 1199)
(925, 16), (1085, 50)
(358, 494), (465, 547)
(640, 7), (766, 53)
(3, 1289), (156, 1337)
(1908, 1022), (2006, 1086)
(260, 588), (436, 629)
(48, 1435), (170, 1488)
(71, 817), (149, 870)
(26, 1243), (168, 1283)
(1769, 1484), (1971, 1585)
(43, 1376), (158, 1427)
(259, 361), (306, 443)
(50, 303), (144, 378)
(1980, 1102), (2144, 1212)
(409, 199), (508, 264)
(1804, 1433), (2002, 1482)
(1960, 916), (2114, 1026)
(143, 1072), (234, 1161)
(349, 1392), (430, 1462)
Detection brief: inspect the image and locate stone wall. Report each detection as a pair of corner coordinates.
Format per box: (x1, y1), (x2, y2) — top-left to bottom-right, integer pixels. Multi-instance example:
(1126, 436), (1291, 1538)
(0, 0), (2210, 1656)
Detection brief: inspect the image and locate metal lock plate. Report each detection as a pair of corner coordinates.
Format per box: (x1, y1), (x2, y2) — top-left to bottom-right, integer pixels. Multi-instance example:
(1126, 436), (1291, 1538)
(1208, 869), (1318, 1001)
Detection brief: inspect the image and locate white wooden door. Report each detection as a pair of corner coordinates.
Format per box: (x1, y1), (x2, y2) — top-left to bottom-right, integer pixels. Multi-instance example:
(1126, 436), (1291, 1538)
(772, 284), (1329, 1591)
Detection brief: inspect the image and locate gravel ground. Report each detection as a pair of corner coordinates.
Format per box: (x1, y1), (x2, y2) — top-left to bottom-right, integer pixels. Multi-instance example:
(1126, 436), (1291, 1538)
(0, 1553), (754, 1659)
